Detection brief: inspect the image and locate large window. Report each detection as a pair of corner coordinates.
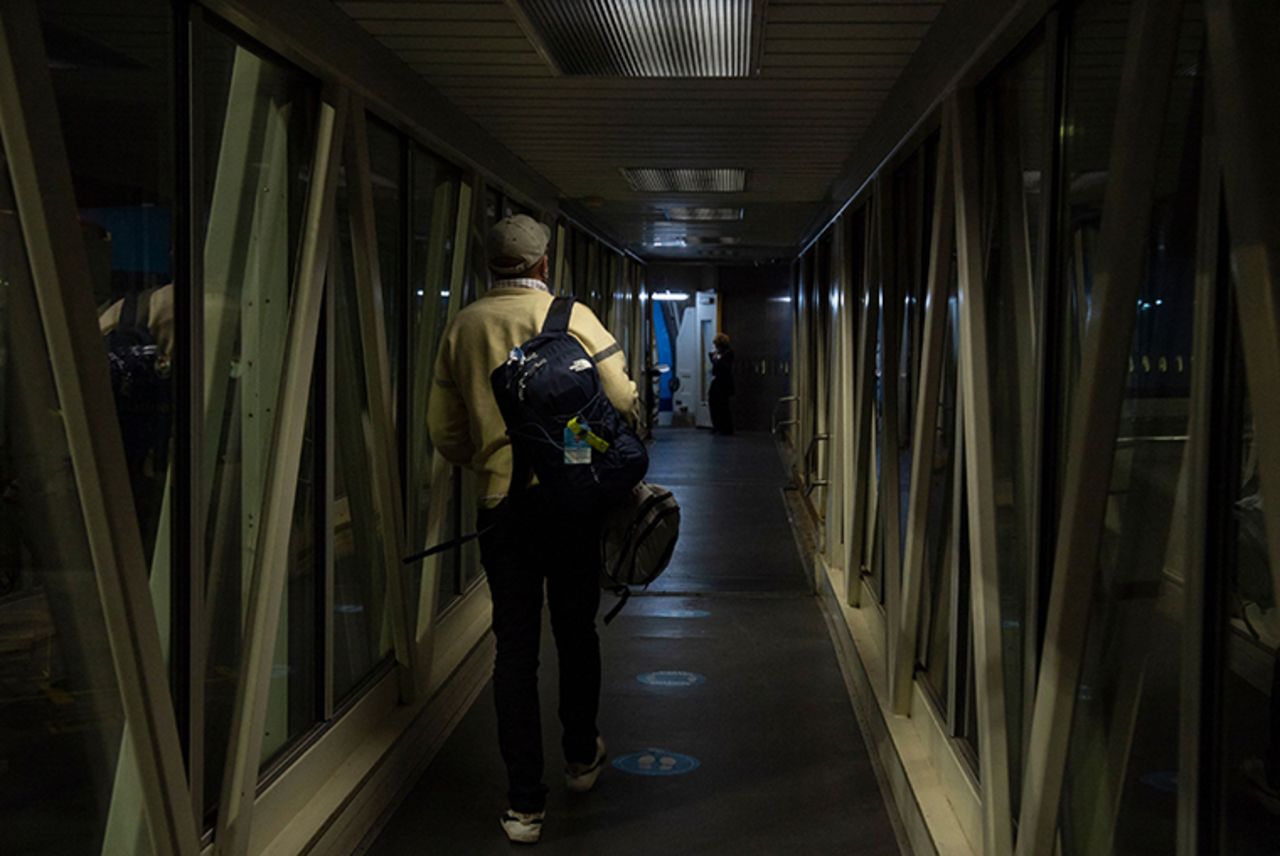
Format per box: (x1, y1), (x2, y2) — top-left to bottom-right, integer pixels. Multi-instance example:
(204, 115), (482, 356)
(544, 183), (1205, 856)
(197, 23), (321, 813)
(977, 27), (1048, 809)
(405, 145), (461, 617)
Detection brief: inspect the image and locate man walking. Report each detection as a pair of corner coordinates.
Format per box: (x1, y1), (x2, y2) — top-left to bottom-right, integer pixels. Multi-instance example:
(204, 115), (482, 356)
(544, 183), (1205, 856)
(427, 214), (639, 844)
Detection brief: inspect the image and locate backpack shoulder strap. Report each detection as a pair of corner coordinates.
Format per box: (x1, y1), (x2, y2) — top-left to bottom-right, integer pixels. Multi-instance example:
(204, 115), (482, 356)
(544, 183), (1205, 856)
(117, 291), (142, 334)
(136, 287), (155, 329)
(542, 295), (574, 335)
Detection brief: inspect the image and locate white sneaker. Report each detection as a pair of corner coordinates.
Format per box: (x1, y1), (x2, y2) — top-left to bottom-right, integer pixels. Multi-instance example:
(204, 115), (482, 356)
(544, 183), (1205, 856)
(565, 737), (607, 793)
(500, 809), (544, 844)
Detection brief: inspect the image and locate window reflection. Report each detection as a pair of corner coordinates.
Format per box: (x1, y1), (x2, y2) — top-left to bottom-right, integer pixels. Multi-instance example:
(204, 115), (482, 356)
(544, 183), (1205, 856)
(0, 133), (145, 856)
(1223, 331), (1280, 850)
(1058, 1), (1203, 852)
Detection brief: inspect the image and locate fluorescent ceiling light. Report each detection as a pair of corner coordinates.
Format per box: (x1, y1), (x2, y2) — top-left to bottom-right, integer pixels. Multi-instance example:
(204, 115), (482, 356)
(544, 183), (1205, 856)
(685, 235), (740, 246)
(665, 206), (744, 222)
(621, 168), (747, 193)
(651, 291), (691, 301)
(510, 0), (762, 78)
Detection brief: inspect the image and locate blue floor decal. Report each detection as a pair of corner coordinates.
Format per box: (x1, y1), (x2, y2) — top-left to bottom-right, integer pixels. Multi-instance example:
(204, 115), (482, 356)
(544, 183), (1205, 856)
(637, 670), (706, 687)
(613, 750), (700, 777)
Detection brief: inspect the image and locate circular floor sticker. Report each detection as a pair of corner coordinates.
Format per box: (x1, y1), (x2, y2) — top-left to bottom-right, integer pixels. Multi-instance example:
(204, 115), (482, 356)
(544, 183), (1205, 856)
(646, 608), (711, 619)
(637, 670), (706, 687)
(613, 749), (700, 777)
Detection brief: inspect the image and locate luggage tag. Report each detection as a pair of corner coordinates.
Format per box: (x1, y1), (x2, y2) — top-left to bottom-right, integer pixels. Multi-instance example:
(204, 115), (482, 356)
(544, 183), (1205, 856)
(564, 420), (592, 465)
(565, 416), (609, 465)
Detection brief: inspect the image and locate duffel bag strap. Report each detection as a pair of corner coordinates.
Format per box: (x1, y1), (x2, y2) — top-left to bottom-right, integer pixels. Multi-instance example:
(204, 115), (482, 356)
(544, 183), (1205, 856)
(602, 584), (630, 625)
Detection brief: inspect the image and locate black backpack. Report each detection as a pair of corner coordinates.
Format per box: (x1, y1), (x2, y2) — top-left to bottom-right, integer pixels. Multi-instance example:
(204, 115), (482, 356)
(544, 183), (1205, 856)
(105, 289), (171, 486)
(490, 296), (647, 503)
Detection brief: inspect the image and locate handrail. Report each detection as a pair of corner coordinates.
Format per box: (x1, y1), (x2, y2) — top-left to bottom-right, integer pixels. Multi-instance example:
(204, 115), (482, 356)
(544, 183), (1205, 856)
(804, 433), (830, 497)
(771, 395), (799, 436)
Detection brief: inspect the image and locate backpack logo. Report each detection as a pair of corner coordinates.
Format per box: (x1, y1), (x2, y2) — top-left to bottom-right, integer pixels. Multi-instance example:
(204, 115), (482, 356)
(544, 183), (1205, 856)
(569, 358), (592, 372)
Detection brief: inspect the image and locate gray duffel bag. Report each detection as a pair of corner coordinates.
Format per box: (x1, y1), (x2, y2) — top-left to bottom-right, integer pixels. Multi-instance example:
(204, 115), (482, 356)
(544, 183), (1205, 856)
(600, 482), (680, 623)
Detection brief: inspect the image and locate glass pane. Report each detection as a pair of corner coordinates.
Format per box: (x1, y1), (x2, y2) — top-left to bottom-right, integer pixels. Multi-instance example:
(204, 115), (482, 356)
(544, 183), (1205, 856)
(199, 29), (319, 814)
(1058, 1), (1203, 851)
(332, 172), (394, 702)
(0, 131), (153, 854)
(918, 258), (961, 718)
(405, 146), (461, 617)
(978, 27), (1048, 810)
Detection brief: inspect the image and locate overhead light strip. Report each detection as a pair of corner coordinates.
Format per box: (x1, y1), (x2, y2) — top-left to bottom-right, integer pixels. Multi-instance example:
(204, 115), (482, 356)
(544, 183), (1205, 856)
(621, 167), (747, 192)
(510, 0), (760, 78)
(665, 206), (744, 222)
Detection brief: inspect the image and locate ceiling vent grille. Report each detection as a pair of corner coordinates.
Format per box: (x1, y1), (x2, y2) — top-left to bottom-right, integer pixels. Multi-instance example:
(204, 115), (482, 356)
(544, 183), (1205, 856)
(621, 167), (747, 192)
(665, 206), (744, 222)
(685, 235), (740, 246)
(510, 0), (762, 78)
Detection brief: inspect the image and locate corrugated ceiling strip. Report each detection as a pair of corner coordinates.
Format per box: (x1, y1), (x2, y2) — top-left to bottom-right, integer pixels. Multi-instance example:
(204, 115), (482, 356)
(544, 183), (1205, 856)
(517, 0), (753, 77)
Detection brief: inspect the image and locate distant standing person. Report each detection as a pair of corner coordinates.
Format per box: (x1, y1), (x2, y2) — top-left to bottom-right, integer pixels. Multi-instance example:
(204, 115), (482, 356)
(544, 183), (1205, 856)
(709, 332), (735, 435)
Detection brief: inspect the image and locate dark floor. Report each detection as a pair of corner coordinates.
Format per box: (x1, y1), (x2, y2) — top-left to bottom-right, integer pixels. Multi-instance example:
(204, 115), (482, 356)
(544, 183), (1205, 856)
(368, 428), (901, 855)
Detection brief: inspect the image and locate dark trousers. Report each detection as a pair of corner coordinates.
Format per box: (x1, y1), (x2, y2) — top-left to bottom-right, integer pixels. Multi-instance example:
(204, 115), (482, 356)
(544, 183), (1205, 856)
(709, 380), (734, 434)
(478, 489), (603, 812)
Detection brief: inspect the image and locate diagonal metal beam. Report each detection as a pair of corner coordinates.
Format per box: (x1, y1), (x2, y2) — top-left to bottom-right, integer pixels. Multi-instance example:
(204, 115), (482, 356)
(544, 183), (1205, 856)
(845, 195), (880, 608)
(893, 117), (955, 715)
(879, 169), (905, 654)
(345, 100), (416, 696)
(214, 85), (349, 856)
(1014, 0), (1186, 851)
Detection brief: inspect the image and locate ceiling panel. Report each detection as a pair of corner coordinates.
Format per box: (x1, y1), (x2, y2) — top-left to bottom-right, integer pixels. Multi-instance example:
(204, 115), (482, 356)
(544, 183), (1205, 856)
(336, 0), (945, 259)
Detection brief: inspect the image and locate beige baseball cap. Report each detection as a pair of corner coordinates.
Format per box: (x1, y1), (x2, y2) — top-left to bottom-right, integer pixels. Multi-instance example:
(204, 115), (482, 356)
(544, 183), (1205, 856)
(487, 214), (552, 275)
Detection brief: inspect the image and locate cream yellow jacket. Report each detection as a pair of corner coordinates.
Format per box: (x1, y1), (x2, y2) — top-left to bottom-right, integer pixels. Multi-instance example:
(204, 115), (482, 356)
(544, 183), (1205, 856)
(427, 285), (640, 503)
